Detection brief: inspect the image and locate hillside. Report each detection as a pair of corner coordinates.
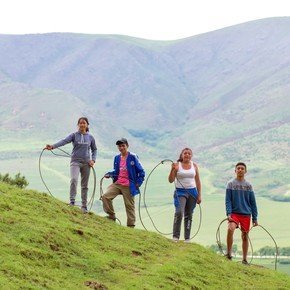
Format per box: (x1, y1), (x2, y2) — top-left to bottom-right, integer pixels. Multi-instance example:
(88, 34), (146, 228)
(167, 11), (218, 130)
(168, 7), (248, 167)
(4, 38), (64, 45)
(0, 17), (290, 200)
(0, 182), (290, 290)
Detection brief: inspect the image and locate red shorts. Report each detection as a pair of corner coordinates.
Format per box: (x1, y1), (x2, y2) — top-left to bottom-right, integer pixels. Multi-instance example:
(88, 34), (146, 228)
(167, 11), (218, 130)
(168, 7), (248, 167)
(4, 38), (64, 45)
(230, 213), (251, 232)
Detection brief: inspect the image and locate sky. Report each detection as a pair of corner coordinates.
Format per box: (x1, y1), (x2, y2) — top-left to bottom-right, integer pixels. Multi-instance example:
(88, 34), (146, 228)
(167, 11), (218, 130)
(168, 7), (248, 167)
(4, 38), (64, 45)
(0, 0), (290, 40)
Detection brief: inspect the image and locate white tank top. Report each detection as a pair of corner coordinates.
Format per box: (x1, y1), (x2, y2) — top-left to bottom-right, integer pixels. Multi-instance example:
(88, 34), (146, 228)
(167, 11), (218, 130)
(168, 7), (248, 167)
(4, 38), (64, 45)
(175, 161), (196, 189)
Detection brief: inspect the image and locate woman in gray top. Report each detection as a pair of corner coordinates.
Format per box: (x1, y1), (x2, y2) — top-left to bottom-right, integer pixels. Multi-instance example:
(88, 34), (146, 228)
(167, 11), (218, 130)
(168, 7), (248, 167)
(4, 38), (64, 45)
(45, 117), (97, 212)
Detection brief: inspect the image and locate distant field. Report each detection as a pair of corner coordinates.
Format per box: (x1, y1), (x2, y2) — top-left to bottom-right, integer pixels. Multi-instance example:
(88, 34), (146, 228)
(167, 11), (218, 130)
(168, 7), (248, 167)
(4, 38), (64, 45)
(250, 258), (290, 276)
(1, 152), (290, 253)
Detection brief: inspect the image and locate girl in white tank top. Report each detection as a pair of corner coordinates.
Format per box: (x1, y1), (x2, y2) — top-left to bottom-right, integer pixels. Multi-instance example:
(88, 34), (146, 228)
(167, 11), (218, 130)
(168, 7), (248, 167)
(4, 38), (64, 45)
(175, 161), (196, 189)
(168, 148), (202, 242)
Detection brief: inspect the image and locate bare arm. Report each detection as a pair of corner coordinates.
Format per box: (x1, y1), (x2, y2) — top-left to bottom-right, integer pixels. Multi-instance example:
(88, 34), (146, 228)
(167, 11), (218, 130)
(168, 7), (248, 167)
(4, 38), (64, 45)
(194, 163), (202, 204)
(168, 163), (178, 183)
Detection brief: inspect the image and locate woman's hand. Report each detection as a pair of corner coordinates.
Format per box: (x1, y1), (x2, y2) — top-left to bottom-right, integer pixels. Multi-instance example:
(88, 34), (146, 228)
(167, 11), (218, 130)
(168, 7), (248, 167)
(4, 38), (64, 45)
(89, 160), (95, 167)
(168, 162), (178, 183)
(45, 144), (53, 150)
(196, 195), (202, 204)
(171, 163), (178, 172)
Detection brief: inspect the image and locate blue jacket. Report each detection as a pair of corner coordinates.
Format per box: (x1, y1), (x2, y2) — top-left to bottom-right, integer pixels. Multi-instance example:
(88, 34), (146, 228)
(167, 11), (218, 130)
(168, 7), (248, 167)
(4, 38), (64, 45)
(107, 152), (145, 196)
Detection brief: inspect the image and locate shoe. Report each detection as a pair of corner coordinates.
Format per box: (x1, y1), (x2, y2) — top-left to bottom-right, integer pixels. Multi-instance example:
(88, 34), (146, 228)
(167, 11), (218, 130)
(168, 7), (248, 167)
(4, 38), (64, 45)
(224, 253), (232, 260)
(242, 260), (249, 265)
(106, 215), (116, 221)
(172, 237), (179, 242)
(69, 201), (75, 206)
(81, 206), (88, 214)
(184, 239), (191, 243)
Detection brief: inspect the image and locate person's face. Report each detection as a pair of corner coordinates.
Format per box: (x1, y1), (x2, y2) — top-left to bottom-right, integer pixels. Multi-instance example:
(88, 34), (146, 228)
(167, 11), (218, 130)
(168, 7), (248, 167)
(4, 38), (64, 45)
(118, 143), (128, 154)
(182, 150), (192, 162)
(78, 119), (88, 132)
(235, 165), (247, 178)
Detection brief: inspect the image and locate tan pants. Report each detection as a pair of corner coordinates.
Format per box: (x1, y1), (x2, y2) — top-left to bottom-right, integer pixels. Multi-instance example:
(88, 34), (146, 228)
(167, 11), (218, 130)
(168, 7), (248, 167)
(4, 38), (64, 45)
(102, 183), (135, 227)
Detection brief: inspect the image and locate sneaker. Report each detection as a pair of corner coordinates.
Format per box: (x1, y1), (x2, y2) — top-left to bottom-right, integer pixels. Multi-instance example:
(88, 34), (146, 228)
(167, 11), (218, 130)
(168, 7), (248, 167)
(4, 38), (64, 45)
(242, 260), (249, 265)
(172, 237), (179, 243)
(69, 201), (75, 206)
(184, 239), (191, 243)
(224, 253), (232, 260)
(81, 206), (88, 214)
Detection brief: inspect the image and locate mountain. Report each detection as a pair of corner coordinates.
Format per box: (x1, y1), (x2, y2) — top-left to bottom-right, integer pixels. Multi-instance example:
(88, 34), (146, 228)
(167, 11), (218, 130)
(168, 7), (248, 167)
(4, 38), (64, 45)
(1, 182), (290, 289)
(0, 17), (290, 199)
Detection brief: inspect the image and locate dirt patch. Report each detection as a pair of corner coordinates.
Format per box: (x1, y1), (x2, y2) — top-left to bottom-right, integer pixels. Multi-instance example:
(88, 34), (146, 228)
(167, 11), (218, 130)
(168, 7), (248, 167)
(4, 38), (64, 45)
(84, 281), (107, 289)
(49, 243), (59, 251)
(73, 229), (84, 235)
(132, 250), (142, 257)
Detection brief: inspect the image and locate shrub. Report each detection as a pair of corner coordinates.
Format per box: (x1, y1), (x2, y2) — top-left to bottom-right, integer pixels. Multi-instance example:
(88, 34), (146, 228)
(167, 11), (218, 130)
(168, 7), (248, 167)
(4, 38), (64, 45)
(279, 259), (290, 265)
(279, 247), (290, 256)
(0, 172), (29, 189)
(258, 246), (276, 256)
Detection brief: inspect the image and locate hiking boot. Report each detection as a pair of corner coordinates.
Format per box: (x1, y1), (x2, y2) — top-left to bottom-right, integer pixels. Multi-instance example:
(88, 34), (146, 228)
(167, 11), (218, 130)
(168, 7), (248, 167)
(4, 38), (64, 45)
(224, 253), (232, 260)
(81, 206), (88, 214)
(242, 260), (249, 265)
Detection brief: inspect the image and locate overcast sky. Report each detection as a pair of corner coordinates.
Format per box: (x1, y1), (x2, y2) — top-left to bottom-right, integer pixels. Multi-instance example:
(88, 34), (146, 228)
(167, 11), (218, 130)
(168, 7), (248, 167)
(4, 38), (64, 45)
(0, 0), (289, 40)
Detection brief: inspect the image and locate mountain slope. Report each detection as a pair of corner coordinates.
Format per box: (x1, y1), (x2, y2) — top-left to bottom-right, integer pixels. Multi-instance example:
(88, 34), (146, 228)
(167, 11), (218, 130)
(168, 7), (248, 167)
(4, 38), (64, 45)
(162, 17), (290, 150)
(0, 18), (289, 146)
(0, 182), (290, 289)
(0, 34), (194, 132)
(0, 17), (290, 200)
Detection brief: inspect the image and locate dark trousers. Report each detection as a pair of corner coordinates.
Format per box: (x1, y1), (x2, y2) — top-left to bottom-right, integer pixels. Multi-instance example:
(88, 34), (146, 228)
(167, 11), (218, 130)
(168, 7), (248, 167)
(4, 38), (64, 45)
(173, 194), (196, 240)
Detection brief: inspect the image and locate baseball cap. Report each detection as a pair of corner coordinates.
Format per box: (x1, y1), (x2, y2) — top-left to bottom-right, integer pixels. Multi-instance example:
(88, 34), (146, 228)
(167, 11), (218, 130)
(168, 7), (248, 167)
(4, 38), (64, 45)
(116, 138), (128, 145)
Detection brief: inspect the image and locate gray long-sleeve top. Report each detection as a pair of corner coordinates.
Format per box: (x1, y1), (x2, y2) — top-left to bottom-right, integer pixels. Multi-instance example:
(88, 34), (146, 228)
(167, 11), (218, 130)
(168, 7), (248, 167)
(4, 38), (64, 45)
(53, 132), (97, 162)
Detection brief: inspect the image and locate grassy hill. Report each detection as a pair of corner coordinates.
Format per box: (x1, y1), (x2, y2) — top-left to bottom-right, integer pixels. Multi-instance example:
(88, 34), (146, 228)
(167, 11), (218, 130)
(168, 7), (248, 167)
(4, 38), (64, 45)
(0, 182), (290, 289)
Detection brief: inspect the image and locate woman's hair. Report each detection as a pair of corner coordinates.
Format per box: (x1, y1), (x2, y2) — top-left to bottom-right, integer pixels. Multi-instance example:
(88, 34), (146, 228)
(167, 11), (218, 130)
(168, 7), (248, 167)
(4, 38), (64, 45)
(77, 117), (89, 132)
(177, 147), (193, 162)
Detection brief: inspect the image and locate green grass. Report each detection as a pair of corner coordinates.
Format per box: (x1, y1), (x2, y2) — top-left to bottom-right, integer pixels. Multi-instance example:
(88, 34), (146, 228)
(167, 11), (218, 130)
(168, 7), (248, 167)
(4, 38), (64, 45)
(1, 155), (290, 250)
(1, 182), (290, 289)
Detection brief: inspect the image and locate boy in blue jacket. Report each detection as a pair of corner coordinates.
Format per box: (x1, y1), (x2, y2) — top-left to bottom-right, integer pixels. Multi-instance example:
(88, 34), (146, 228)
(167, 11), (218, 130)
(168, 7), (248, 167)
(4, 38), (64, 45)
(225, 162), (258, 264)
(102, 138), (145, 227)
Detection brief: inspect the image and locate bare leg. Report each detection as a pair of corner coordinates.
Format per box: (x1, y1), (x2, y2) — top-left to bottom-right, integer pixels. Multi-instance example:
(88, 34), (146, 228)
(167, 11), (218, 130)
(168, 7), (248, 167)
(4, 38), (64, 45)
(226, 222), (237, 257)
(241, 231), (249, 261)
